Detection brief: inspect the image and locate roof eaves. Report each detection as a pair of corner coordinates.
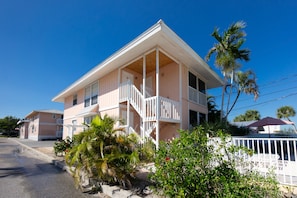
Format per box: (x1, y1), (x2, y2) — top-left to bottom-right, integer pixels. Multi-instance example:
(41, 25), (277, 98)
(52, 20), (164, 103)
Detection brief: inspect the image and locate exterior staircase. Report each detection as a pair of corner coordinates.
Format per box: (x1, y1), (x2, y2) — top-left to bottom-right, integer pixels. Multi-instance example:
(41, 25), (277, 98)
(119, 81), (180, 145)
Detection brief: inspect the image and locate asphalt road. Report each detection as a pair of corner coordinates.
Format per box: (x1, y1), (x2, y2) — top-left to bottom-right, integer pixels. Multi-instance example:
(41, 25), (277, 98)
(0, 138), (93, 198)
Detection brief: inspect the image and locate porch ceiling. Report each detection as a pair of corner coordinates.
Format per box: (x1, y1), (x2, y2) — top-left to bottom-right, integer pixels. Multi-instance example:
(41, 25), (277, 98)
(126, 51), (174, 74)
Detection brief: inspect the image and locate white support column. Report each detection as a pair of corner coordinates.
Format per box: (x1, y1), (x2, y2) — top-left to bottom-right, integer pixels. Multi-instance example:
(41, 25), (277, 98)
(118, 68), (121, 128)
(179, 63), (182, 130)
(142, 55), (146, 140)
(156, 48), (160, 149)
(127, 99), (130, 134)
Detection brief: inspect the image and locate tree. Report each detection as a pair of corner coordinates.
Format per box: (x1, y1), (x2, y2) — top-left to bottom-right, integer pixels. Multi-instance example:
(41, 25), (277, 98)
(234, 110), (261, 122)
(207, 95), (221, 123)
(0, 116), (20, 136)
(276, 106), (297, 131)
(225, 70), (259, 118)
(65, 115), (140, 190)
(205, 21), (251, 121)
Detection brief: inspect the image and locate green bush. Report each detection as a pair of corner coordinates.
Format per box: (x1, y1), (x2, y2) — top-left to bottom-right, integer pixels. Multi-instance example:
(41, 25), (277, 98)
(138, 138), (156, 163)
(65, 115), (140, 190)
(149, 126), (281, 198)
(53, 136), (73, 156)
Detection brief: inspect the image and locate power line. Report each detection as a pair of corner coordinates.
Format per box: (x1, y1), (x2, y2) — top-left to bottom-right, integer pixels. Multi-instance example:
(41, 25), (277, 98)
(209, 73), (297, 99)
(222, 85), (297, 107)
(228, 92), (297, 117)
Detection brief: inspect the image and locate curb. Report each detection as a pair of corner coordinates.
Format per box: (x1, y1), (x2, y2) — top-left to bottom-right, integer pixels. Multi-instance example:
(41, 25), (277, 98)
(9, 138), (69, 172)
(9, 138), (158, 198)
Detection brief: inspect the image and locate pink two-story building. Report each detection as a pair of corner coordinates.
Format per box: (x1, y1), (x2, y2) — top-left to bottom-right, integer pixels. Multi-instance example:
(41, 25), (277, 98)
(18, 109), (63, 141)
(52, 20), (223, 148)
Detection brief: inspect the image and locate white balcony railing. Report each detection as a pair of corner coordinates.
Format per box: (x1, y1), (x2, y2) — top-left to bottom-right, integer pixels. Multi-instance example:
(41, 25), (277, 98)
(188, 86), (207, 106)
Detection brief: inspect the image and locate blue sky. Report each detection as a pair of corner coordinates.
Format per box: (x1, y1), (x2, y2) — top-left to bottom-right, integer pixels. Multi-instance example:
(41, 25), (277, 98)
(1, 0), (297, 125)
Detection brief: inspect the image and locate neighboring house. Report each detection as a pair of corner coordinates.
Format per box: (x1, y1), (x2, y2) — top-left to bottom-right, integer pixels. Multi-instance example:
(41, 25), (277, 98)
(232, 121), (281, 134)
(52, 20), (223, 148)
(18, 110), (63, 141)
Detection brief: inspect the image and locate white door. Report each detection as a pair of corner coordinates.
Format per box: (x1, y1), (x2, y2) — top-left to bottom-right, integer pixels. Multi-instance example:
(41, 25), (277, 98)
(121, 70), (134, 83)
(141, 76), (153, 97)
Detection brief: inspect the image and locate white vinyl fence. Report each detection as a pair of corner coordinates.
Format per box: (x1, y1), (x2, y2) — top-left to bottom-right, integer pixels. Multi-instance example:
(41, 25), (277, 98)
(232, 137), (297, 186)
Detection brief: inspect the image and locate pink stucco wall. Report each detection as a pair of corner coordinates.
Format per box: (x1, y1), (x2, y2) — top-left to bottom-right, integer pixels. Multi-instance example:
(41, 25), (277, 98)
(60, 50), (210, 142)
(25, 112), (62, 141)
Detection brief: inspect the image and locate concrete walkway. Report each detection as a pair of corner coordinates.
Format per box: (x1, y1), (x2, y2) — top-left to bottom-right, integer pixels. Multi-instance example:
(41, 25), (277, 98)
(9, 138), (159, 198)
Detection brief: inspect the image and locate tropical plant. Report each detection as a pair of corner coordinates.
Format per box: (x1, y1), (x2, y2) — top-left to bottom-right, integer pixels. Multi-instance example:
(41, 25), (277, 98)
(65, 115), (140, 190)
(277, 106), (297, 131)
(207, 95), (221, 123)
(53, 136), (73, 156)
(205, 21), (253, 121)
(150, 127), (280, 198)
(234, 110), (261, 122)
(226, 70), (259, 118)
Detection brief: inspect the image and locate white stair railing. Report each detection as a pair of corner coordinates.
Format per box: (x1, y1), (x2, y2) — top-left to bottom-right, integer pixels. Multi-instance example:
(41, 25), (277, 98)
(130, 84), (143, 116)
(144, 121), (156, 136)
(145, 97), (157, 121)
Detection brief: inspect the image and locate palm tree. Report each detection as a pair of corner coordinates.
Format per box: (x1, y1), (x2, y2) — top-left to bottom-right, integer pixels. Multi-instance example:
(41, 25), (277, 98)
(277, 106), (297, 132)
(225, 70), (259, 118)
(206, 21), (250, 121)
(207, 95), (221, 123)
(233, 110), (261, 122)
(66, 115), (140, 190)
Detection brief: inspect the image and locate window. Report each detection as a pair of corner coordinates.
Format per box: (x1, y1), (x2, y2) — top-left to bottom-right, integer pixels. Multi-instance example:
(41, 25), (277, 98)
(73, 94), (77, 106)
(84, 116), (95, 125)
(72, 120), (77, 133)
(189, 72), (197, 89)
(91, 83), (98, 105)
(84, 82), (98, 107)
(188, 72), (206, 105)
(189, 110), (198, 128)
(199, 113), (206, 124)
(189, 110), (206, 128)
(52, 114), (56, 119)
(198, 79), (206, 94)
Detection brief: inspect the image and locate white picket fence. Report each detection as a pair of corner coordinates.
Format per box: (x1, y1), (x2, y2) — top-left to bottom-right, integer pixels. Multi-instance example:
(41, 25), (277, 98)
(232, 137), (297, 186)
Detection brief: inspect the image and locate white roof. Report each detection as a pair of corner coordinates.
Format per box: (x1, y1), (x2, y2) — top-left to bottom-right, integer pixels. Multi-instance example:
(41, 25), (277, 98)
(53, 20), (223, 103)
(25, 109), (63, 118)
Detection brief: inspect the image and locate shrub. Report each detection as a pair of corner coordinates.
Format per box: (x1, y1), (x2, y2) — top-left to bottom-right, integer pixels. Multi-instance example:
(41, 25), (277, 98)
(65, 115), (140, 190)
(53, 136), (73, 156)
(149, 126), (281, 198)
(138, 138), (156, 163)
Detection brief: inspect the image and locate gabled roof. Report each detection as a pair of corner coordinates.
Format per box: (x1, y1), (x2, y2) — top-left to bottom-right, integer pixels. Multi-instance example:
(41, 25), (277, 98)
(25, 109), (63, 118)
(53, 20), (223, 103)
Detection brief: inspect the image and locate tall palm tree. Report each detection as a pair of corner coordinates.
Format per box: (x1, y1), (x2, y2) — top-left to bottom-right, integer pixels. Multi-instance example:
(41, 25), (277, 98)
(225, 70), (259, 118)
(277, 106), (297, 132)
(206, 21), (250, 121)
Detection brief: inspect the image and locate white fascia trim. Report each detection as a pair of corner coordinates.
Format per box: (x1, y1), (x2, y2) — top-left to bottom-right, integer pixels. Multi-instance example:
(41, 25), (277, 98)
(52, 21), (163, 103)
(161, 23), (223, 86)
